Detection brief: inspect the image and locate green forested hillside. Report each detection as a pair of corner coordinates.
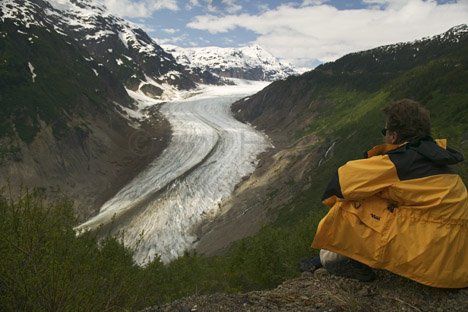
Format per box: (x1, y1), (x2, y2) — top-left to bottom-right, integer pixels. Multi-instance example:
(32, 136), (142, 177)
(1, 26), (467, 311)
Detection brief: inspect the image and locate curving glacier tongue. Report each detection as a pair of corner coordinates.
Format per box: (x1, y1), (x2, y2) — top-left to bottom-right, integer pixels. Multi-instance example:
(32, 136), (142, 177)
(76, 80), (271, 264)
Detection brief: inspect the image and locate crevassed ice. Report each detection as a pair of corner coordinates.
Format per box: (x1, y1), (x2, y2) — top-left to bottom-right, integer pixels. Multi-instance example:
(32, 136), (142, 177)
(77, 80), (271, 265)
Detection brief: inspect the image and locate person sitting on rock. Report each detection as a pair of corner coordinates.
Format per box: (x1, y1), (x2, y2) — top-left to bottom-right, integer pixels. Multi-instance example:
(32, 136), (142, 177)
(310, 99), (467, 288)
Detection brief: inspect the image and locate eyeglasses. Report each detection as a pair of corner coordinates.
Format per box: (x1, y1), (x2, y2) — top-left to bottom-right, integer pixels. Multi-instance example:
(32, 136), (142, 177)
(381, 128), (388, 136)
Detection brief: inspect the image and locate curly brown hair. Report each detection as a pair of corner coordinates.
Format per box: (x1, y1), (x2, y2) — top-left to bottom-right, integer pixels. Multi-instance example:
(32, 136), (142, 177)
(382, 99), (431, 143)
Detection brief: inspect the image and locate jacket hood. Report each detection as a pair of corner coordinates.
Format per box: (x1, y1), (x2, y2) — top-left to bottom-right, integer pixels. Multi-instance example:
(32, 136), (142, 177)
(406, 136), (464, 166)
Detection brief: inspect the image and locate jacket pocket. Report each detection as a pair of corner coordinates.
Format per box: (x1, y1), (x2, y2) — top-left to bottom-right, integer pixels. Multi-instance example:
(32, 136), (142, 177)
(342, 196), (393, 234)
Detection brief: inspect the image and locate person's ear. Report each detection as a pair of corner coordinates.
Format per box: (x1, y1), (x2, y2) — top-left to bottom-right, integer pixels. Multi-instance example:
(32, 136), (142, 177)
(388, 131), (399, 144)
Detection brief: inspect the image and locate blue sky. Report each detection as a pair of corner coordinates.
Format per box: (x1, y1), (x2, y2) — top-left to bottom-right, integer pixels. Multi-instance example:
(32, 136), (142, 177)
(99, 0), (468, 68)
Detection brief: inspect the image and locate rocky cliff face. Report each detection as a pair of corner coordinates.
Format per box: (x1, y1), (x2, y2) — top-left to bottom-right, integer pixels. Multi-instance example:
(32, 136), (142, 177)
(2, 107), (171, 221)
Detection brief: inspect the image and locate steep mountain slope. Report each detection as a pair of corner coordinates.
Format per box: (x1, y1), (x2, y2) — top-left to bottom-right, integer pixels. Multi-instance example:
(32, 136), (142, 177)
(163, 44), (298, 81)
(2, 0), (219, 97)
(196, 24), (468, 256)
(233, 24), (468, 141)
(0, 0), (203, 218)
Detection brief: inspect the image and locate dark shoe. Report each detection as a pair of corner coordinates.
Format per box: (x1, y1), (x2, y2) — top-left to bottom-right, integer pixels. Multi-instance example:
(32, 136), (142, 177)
(332, 259), (376, 282)
(299, 256), (322, 272)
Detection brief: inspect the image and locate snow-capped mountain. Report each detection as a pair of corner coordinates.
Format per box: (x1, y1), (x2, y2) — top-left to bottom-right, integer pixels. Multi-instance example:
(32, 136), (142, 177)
(163, 44), (299, 81)
(1, 0), (219, 99)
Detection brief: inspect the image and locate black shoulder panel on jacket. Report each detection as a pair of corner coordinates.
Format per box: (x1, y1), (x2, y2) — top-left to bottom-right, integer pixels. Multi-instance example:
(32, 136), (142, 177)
(388, 143), (457, 181)
(322, 171), (343, 200)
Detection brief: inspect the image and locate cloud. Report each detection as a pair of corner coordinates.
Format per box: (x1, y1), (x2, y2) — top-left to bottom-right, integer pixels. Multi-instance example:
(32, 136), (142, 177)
(186, 0), (242, 14)
(98, 0), (178, 18)
(163, 28), (179, 34)
(189, 13), (252, 33)
(154, 34), (202, 47)
(257, 3), (271, 13)
(223, 0), (243, 14)
(188, 0), (468, 67)
(301, 0), (329, 6)
(186, 0), (215, 12)
(362, 0), (415, 9)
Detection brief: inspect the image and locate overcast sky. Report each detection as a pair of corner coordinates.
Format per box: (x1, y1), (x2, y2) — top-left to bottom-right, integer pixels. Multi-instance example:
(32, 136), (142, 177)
(98, 0), (468, 68)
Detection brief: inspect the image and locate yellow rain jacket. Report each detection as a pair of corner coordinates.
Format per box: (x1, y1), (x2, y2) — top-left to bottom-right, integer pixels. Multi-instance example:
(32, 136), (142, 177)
(312, 137), (468, 288)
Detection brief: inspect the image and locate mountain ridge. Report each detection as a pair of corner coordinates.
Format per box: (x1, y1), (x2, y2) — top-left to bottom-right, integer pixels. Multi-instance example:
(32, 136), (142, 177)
(232, 24), (468, 139)
(1, 0), (221, 97)
(163, 44), (299, 81)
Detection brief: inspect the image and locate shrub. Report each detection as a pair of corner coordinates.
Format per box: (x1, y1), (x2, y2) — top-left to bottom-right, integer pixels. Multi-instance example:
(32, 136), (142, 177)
(0, 190), (149, 311)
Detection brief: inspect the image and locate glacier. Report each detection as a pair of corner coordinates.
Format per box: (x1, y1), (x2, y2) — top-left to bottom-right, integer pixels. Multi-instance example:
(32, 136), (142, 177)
(76, 80), (271, 264)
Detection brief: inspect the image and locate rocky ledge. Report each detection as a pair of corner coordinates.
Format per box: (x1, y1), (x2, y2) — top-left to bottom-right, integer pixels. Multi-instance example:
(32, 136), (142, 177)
(146, 269), (468, 311)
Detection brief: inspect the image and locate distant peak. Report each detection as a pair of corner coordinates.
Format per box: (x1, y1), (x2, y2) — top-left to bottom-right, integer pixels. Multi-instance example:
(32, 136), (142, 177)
(164, 44), (298, 81)
(449, 23), (468, 30)
(446, 24), (468, 34)
(247, 44), (264, 50)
